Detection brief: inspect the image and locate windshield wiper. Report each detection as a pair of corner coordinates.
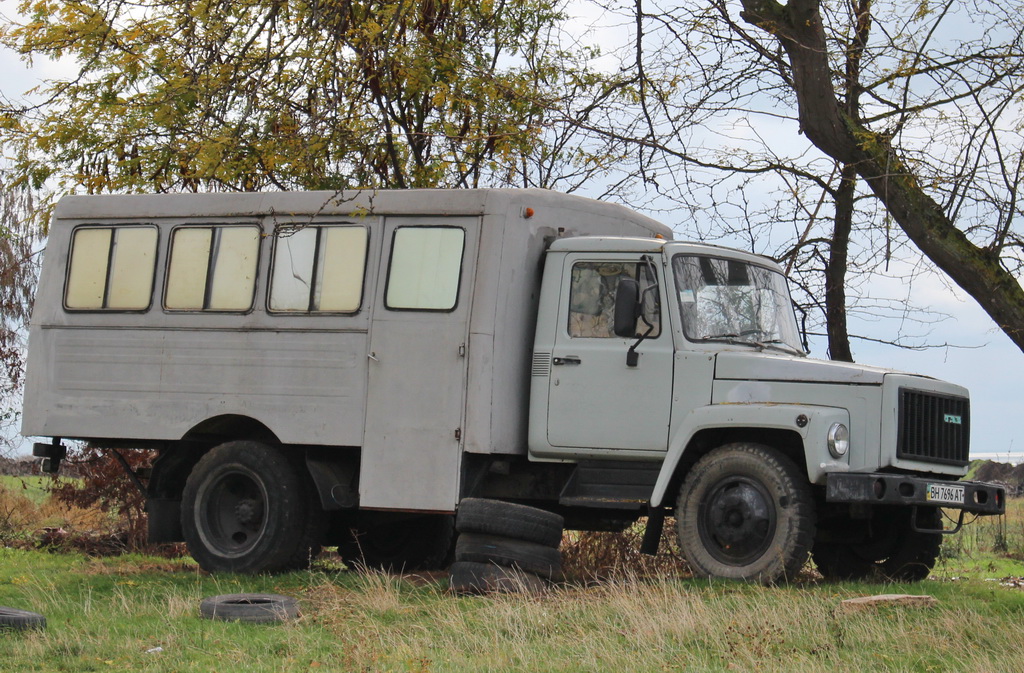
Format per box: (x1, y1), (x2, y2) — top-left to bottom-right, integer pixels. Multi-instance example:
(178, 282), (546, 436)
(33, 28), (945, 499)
(759, 340), (806, 357)
(702, 333), (805, 357)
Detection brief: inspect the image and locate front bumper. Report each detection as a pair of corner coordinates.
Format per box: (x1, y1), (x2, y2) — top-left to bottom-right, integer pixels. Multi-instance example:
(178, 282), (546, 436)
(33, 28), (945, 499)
(826, 473), (1005, 515)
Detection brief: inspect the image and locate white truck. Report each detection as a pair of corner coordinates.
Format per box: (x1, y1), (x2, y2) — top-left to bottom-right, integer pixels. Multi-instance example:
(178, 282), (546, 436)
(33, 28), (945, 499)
(23, 188), (1004, 582)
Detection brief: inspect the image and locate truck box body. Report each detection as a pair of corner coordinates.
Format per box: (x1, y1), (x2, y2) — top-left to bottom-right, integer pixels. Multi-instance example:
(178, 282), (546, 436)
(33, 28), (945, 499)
(23, 189), (670, 511)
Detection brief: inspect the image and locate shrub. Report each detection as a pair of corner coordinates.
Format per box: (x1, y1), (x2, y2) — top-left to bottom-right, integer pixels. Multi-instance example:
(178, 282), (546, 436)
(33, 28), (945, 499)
(46, 446), (155, 552)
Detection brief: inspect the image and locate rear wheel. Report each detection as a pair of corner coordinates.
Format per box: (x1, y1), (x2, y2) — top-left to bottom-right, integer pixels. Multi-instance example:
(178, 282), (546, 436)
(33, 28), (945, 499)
(676, 443), (815, 583)
(181, 441), (323, 573)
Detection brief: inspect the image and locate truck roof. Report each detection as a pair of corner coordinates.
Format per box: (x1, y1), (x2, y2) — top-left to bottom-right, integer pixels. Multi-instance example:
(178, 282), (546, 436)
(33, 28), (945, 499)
(550, 236), (782, 270)
(51, 189), (674, 240)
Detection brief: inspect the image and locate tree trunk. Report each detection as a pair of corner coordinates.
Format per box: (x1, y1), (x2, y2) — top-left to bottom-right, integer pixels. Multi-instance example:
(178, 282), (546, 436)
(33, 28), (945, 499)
(740, 0), (1024, 352)
(826, 165), (856, 362)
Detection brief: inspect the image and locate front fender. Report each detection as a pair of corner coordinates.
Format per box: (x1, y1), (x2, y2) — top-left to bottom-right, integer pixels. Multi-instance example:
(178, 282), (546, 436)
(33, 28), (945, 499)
(649, 404), (851, 507)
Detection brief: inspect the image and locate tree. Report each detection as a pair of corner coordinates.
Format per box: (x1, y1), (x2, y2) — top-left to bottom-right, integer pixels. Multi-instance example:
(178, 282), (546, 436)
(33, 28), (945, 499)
(5, 0), (1023, 358)
(553, 0), (1024, 356)
(0, 170), (40, 455)
(734, 0), (1024, 351)
(0, 0), (608, 201)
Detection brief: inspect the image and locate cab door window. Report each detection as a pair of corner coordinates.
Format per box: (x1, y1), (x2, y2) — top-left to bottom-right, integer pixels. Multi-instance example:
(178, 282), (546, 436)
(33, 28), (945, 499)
(567, 260), (660, 338)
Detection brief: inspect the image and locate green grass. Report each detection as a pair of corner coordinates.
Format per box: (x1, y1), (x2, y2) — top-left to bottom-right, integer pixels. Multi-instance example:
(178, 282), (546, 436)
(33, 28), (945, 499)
(2, 485), (1023, 672)
(938, 499), (1024, 576)
(2, 546), (1024, 673)
(0, 476), (67, 507)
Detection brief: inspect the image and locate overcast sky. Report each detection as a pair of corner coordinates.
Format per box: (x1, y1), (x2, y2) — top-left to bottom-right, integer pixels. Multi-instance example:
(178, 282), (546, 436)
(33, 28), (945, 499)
(1, 1), (1020, 461)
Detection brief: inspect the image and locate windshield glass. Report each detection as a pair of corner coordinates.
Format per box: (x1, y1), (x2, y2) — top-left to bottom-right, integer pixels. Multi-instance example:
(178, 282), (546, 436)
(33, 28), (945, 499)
(673, 254), (803, 354)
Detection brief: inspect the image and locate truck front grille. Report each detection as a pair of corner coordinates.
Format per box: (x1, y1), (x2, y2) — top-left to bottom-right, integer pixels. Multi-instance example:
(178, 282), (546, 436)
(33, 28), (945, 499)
(897, 389), (970, 466)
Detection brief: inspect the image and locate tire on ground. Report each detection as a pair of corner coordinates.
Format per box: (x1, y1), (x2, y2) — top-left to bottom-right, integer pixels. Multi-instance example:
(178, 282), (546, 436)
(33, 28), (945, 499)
(454, 533), (563, 580)
(813, 506), (942, 583)
(0, 607), (45, 631)
(676, 442), (816, 584)
(181, 440), (324, 574)
(455, 498), (564, 548)
(337, 514), (456, 572)
(199, 593), (300, 623)
(881, 508), (943, 581)
(449, 561), (548, 595)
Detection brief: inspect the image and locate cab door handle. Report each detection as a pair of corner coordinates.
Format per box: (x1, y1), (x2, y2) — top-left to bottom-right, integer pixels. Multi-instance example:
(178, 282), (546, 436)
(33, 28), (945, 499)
(552, 356), (582, 366)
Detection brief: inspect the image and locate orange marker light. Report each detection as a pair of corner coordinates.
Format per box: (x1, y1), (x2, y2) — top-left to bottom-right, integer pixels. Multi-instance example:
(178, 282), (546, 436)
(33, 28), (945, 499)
(523, 207), (535, 218)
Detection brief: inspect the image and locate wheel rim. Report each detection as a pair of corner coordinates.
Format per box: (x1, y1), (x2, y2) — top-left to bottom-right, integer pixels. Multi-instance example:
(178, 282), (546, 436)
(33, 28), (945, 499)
(697, 475), (777, 566)
(197, 469), (268, 557)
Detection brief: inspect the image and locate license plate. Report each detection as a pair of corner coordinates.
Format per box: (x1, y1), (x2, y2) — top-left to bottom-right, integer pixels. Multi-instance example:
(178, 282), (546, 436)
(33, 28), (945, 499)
(926, 483), (965, 504)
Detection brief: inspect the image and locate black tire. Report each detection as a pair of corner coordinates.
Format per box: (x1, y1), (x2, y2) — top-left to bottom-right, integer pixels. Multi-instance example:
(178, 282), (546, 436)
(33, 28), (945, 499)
(456, 498), (564, 548)
(182, 441), (324, 574)
(449, 561), (548, 595)
(455, 533), (563, 580)
(676, 443), (816, 584)
(810, 540), (873, 581)
(882, 508), (943, 581)
(813, 506), (942, 583)
(0, 607), (45, 631)
(199, 593), (300, 623)
(338, 514), (456, 572)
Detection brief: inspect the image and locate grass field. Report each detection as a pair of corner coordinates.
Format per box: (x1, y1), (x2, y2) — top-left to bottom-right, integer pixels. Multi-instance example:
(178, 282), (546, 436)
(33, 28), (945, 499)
(2, 476), (1024, 672)
(1, 547), (1024, 673)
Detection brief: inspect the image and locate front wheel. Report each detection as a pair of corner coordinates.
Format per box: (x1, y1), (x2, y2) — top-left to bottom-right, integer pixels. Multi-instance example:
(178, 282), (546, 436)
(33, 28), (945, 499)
(182, 441), (323, 573)
(676, 443), (815, 583)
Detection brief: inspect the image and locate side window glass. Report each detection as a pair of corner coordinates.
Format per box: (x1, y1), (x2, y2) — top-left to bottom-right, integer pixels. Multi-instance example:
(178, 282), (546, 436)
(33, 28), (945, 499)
(165, 225), (260, 311)
(269, 225), (368, 313)
(65, 226), (158, 310)
(568, 261), (660, 338)
(385, 226), (465, 311)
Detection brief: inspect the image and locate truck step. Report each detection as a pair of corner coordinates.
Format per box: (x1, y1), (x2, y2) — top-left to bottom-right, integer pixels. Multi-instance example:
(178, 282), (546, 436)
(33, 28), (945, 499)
(558, 460), (660, 510)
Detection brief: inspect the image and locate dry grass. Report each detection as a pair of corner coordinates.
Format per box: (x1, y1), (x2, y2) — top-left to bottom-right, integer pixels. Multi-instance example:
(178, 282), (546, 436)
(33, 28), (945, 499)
(560, 518), (690, 582)
(0, 479), (137, 560)
(4, 477), (1024, 671)
(2, 539), (1024, 672)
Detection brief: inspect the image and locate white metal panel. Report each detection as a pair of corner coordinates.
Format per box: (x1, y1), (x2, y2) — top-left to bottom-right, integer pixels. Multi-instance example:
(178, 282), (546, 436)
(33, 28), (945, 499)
(27, 328), (369, 444)
(26, 189), (675, 462)
(715, 351), (889, 385)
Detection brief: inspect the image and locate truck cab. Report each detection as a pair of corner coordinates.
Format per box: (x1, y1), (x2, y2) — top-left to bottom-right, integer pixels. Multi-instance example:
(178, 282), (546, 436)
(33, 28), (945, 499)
(523, 236), (1003, 581)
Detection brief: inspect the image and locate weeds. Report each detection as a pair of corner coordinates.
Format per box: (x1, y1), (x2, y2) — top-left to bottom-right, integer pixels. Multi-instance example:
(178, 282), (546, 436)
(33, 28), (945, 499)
(939, 499), (1024, 570)
(560, 518), (689, 582)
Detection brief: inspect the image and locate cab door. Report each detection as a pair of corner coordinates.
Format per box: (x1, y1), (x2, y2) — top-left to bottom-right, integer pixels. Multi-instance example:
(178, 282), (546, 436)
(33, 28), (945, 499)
(545, 254), (674, 453)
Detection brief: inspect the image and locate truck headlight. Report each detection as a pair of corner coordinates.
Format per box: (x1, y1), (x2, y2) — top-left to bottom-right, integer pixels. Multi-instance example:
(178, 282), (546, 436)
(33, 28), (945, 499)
(827, 423), (850, 458)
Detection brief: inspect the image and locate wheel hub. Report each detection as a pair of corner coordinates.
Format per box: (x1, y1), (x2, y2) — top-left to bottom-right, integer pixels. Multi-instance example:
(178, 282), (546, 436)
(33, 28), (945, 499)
(199, 471), (268, 555)
(700, 478), (776, 565)
(234, 499), (264, 527)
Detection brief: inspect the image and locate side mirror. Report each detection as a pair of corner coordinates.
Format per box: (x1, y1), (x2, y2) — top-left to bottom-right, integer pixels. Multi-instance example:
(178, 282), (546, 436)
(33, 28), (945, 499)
(614, 278), (641, 338)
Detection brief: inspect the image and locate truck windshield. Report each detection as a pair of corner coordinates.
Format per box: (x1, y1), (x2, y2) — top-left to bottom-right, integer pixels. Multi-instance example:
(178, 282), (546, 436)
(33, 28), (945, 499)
(673, 255), (804, 354)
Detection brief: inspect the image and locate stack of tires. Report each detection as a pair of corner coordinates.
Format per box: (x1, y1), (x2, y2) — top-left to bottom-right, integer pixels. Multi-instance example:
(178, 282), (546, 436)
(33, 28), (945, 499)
(449, 498), (564, 594)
